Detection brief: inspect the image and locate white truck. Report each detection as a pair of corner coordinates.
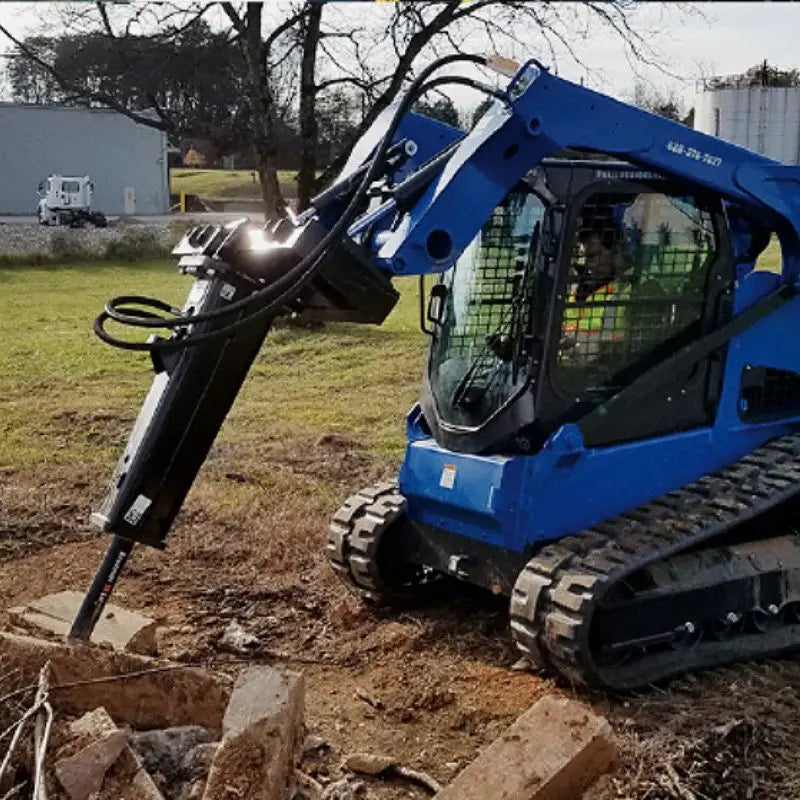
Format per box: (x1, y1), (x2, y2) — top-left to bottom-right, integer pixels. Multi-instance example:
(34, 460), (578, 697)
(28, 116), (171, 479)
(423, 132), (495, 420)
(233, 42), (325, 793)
(37, 175), (107, 227)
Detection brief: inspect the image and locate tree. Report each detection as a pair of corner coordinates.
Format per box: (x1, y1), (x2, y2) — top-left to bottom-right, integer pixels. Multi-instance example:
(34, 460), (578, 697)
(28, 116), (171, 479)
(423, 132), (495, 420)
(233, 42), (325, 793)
(705, 60), (800, 90)
(413, 96), (461, 129)
(630, 81), (685, 123)
(315, 87), (362, 168)
(1, 1), (675, 215)
(470, 96), (495, 128)
(3, 18), (245, 147)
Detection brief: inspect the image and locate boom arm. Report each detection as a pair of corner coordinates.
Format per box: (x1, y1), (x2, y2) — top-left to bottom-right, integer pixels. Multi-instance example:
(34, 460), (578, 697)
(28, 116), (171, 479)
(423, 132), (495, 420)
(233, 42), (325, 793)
(379, 61), (800, 282)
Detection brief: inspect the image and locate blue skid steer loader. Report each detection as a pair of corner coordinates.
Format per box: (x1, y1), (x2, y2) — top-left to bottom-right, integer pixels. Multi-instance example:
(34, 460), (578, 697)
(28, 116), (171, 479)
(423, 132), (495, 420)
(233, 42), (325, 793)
(70, 55), (800, 691)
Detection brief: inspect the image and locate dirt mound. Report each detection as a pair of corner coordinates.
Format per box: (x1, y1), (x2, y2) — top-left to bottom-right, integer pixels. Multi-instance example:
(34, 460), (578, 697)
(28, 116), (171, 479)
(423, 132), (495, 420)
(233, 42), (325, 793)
(5, 463), (800, 798)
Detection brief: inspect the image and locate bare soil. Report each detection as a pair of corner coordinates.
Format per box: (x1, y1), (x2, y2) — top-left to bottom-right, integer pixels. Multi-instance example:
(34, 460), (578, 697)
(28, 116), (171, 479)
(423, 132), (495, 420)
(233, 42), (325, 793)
(3, 438), (800, 799)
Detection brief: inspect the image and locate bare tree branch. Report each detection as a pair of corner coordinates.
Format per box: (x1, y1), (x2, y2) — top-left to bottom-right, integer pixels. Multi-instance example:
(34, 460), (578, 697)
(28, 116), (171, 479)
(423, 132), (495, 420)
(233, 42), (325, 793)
(0, 20), (171, 130)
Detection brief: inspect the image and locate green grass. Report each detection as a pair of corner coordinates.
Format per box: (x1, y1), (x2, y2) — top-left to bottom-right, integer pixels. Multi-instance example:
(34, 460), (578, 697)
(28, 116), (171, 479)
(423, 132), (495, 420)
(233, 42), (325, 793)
(0, 261), (425, 472)
(756, 237), (783, 273)
(0, 237), (788, 475)
(170, 169), (300, 200)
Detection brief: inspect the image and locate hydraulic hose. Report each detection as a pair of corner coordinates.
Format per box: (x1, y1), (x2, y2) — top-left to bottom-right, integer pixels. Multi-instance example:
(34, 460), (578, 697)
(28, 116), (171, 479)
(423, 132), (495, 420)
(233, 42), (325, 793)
(96, 54), (499, 352)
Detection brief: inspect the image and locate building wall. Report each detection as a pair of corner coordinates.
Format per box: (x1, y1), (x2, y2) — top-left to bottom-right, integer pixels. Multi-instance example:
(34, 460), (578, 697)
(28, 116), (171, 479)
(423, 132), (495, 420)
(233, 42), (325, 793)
(695, 86), (800, 164)
(0, 104), (169, 215)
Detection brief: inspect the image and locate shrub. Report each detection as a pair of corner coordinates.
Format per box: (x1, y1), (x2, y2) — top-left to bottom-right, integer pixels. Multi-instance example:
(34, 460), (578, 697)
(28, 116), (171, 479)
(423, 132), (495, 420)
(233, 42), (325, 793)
(50, 231), (94, 262)
(104, 227), (171, 261)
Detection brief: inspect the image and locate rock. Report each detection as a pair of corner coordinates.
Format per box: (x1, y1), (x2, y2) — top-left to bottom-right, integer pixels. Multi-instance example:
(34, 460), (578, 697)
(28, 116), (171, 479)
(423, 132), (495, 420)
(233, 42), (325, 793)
(0, 632), (231, 731)
(179, 780), (207, 800)
(303, 734), (329, 755)
(0, 220), (175, 259)
(180, 742), (220, 781)
(219, 620), (259, 653)
(203, 666), (305, 800)
(9, 590), (158, 654)
(353, 686), (383, 710)
(55, 729), (129, 800)
(343, 752), (396, 775)
(510, 656), (533, 672)
(131, 726), (215, 782)
(70, 706), (119, 739)
(434, 695), (617, 800)
(55, 707), (166, 800)
(321, 777), (366, 800)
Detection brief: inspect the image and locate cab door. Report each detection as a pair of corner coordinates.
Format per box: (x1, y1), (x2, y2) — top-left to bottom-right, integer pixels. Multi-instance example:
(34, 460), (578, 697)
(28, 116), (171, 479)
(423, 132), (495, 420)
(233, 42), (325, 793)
(536, 178), (733, 445)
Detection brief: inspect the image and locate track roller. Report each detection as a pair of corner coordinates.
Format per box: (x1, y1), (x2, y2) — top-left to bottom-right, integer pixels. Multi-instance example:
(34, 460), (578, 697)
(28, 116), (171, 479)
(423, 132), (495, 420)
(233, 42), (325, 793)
(327, 481), (442, 602)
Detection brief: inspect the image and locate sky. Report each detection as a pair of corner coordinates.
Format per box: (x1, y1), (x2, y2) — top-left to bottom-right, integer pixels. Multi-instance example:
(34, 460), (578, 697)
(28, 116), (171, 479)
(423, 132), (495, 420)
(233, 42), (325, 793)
(0, 2), (798, 113)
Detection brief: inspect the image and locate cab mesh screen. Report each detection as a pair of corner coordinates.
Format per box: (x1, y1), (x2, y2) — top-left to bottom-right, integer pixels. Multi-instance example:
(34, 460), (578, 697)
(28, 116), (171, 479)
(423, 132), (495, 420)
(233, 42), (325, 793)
(429, 191), (542, 427)
(444, 208), (527, 360)
(556, 191), (717, 393)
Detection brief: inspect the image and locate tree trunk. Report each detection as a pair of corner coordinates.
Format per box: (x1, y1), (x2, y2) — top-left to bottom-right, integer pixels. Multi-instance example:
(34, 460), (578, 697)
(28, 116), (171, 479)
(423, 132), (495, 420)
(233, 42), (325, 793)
(297, 2), (322, 211)
(238, 2), (286, 219)
(254, 145), (285, 219)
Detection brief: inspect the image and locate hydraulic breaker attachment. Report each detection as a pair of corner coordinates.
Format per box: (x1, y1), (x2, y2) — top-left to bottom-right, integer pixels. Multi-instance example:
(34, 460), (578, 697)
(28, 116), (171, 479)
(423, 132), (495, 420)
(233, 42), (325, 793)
(70, 222), (278, 640)
(70, 217), (399, 641)
(91, 225), (278, 551)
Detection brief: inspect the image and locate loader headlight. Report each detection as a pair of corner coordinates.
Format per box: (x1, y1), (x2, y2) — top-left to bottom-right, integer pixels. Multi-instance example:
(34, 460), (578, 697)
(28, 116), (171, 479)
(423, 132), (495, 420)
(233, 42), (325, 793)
(246, 227), (273, 252)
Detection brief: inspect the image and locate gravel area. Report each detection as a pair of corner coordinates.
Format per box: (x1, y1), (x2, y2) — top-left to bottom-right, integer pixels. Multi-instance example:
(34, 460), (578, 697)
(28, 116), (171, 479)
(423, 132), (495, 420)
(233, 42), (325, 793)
(0, 219), (181, 261)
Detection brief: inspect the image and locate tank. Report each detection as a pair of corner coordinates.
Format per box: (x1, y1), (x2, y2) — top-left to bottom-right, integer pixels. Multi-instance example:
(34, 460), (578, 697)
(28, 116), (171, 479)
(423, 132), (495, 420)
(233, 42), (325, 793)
(695, 65), (800, 164)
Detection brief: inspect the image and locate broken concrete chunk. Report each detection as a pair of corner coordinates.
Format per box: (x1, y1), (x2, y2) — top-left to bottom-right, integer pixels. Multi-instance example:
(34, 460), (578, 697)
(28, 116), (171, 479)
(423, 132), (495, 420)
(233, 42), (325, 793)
(9, 590), (158, 654)
(131, 726), (215, 783)
(343, 753), (396, 775)
(129, 763), (168, 800)
(434, 695), (617, 800)
(220, 665), (305, 739)
(204, 666), (305, 800)
(55, 729), (129, 800)
(0, 632), (231, 730)
(56, 707), (166, 800)
(69, 706), (119, 739)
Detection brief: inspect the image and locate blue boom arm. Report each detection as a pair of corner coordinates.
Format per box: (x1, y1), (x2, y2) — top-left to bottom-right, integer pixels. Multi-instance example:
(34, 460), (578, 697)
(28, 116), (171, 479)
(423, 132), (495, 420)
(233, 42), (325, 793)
(333, 61), (800, 284)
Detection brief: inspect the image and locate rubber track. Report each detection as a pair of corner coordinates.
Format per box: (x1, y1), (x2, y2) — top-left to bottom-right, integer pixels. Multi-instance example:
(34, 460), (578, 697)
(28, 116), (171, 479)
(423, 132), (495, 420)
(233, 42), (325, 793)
(510, 432), (800, 691)
(327, 481), (404, 599)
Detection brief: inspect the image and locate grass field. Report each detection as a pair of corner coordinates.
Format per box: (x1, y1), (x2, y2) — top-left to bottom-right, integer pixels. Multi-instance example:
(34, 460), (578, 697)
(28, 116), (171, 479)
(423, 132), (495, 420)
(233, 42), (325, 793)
(0, 261), (424, 477)
(170, 168), (300, 200)
(0, 236), (784, 471)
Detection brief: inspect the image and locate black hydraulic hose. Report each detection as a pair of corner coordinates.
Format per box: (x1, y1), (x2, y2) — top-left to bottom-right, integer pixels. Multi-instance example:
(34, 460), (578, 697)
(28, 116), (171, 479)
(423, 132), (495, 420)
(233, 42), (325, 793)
(102, 76), (502, 341)
(96, 55), (497, 352)
(105, 55), (487, 330)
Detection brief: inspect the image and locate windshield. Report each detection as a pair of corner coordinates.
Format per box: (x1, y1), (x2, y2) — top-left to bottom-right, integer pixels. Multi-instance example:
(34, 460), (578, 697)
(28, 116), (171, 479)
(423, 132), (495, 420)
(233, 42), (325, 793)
(428, 187), (545, 429)
(62, 180), (81, 193)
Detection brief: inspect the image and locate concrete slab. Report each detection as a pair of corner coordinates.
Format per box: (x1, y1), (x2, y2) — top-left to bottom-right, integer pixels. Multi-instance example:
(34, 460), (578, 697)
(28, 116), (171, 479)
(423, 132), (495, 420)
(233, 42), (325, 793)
(434, 695), (617, 800)
(55, 729), (129, 800)
(56, 707), (165, 800)
(203, 666), (305, 800)
(9, 590), (157, 655)
(0, 632), (231, 731)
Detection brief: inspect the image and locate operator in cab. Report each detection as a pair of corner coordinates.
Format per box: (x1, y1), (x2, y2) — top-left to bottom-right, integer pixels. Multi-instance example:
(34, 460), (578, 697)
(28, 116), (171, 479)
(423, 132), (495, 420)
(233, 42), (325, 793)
(560, 205), (634, 366)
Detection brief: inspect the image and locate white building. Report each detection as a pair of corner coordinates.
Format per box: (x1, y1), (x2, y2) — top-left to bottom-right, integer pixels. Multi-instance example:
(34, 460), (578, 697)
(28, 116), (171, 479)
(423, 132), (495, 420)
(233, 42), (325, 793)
(694, 66), (800, 165)
(0, 103), (169, 215)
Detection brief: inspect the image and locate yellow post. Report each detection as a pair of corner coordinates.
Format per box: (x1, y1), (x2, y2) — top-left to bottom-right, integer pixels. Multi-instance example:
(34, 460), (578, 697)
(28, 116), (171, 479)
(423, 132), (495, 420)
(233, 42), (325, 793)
(180, 190), (186, 214)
